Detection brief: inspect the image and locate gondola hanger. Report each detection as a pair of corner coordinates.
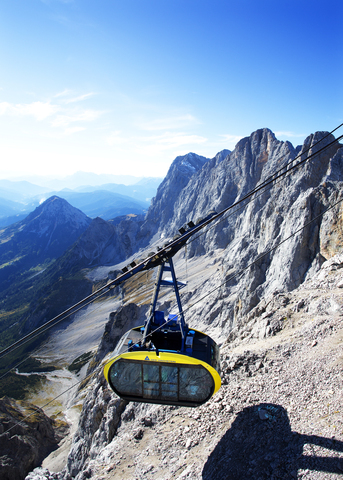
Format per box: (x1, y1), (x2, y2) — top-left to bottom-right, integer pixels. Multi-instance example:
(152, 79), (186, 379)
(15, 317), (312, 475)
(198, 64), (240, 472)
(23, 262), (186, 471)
(104, 257), (221, 407)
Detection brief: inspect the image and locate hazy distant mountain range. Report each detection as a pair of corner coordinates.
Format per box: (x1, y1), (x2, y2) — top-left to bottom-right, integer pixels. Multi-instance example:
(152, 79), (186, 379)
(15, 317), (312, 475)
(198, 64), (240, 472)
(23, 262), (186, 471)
(3, 171), (155, 189)
(0, 174), (163, 227)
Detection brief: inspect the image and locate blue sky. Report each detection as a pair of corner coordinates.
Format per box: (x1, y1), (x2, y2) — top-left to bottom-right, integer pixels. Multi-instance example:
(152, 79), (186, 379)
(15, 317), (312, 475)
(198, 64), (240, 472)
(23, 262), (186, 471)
(0, 0), (342, 179)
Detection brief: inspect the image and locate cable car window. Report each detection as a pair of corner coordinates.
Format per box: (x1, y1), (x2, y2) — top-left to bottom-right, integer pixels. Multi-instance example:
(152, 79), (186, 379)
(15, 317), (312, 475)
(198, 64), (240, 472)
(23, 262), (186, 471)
(143, 364), (160, 398)
(110, 360), (142, 396)
(108, 359), (216, 406)
(179, 366), (213, 402)
(161, 365), (178, 400)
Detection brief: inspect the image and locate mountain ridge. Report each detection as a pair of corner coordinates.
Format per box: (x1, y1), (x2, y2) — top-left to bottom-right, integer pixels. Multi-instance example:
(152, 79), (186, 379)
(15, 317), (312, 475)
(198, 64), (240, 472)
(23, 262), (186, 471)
(0, 197), (92, 352)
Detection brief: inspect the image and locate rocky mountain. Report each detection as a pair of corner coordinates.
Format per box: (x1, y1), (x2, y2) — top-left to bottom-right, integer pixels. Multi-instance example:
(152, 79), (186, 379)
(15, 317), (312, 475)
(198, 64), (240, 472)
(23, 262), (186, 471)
(85, 129), (342, 340)
(154, 129), (343, 340)
(0, 196), (148, 363)
(113, 129), (341, 340)
(56, 215), (144, 274)
(2, 127), (343, 479)
(0, 197), (93, 361)
(0, 196), (91, 292)
(0, 396), (67, 480)
(136, 152), (212, 243)
(144, 148), (231, 238)
(41, 128), (342, 480)
(29, 253), (343, 480)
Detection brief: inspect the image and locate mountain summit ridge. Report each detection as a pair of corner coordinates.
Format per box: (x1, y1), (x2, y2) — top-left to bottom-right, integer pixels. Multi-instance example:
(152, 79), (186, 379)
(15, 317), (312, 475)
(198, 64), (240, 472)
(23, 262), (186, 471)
(138, 152), (210, 241)
(23, 196), (91, 234)
(0, 196), (91, 289)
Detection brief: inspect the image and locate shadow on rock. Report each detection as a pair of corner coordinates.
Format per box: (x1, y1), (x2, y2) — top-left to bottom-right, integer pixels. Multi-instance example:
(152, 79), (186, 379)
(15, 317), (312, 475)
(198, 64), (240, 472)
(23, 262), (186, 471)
(202, 403), (343, 479)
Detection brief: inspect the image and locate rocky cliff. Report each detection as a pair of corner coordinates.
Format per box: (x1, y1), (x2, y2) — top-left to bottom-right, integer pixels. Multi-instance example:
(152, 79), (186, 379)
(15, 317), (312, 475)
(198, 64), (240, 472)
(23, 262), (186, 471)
(19, 128), (343, 479)
(136, 152), (212, 244)
(27, 253), (343, 480)
(0, 396), (67, 480)
(175, 129), (343, 340)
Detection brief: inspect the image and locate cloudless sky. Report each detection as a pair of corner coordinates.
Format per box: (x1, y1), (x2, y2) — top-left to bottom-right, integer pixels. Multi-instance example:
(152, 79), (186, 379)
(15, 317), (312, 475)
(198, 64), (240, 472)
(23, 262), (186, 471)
(0, 0), (342, 179)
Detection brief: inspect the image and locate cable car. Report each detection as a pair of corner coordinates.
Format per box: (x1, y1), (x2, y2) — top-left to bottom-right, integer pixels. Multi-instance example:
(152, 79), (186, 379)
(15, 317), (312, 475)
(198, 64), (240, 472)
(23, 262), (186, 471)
(104, 258), (221, 407)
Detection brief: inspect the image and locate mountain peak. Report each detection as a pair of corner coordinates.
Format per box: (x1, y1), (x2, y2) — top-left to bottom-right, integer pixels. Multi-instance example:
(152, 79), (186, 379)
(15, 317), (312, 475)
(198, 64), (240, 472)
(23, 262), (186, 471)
(168, 152), (209, 175)
(0, 196), (92, 292)
(23, 196), (90, 231)
(141, 152), (210, 237)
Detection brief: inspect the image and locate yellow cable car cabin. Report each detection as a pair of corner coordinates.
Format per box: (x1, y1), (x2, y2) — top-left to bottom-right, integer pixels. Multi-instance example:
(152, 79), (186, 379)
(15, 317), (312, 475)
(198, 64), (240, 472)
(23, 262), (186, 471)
(104, 258), (221, 407)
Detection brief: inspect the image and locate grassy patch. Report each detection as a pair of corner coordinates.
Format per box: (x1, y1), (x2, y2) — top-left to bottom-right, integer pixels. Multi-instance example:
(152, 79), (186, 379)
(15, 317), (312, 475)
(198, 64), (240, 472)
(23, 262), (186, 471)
(18, 357), (57, 373)
(0, 255), (24, 269)
(68, 351), (94, 374)
(0, 372), (45, 400)
(0, 304), (30, 319)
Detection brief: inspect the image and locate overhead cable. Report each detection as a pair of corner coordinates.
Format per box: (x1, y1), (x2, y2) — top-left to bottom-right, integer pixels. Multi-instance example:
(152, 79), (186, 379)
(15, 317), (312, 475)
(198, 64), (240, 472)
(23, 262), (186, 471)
(0, 125), (342, 361)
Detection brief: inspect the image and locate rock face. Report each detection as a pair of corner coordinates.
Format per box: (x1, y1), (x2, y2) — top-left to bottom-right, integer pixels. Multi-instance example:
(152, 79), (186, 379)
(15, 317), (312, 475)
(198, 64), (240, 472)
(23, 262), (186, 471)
(137, 152), (211, 244)
(63, 303), (148, 479)
(27, 252), (343, 480)
(0, 396), (65, 480)
(65, 215), (145, 269)
(166, 129), (343, 340)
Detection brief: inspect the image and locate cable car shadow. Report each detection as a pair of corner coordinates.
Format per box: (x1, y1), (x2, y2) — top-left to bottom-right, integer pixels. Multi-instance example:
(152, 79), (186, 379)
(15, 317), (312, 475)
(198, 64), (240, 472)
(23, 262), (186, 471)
(202, 403), (343, 479)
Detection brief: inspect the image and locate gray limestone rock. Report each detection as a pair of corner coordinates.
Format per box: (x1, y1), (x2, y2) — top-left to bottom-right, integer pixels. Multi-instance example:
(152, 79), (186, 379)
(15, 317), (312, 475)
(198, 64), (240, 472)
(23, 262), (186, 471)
(0, 396), (65, 480)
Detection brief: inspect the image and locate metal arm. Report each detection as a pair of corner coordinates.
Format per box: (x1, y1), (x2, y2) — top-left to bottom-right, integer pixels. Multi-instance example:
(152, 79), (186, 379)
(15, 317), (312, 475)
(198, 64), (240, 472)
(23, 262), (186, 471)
(142, 257), (188, 351)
